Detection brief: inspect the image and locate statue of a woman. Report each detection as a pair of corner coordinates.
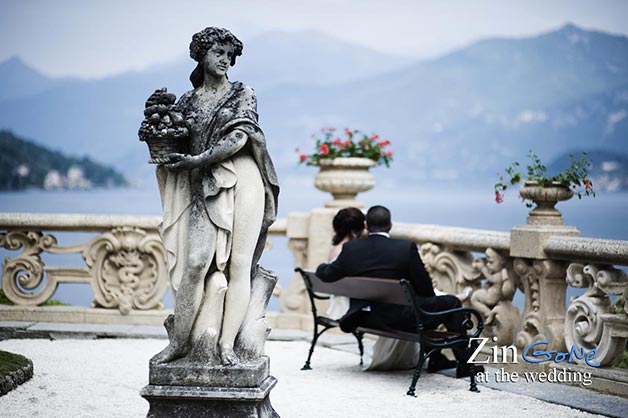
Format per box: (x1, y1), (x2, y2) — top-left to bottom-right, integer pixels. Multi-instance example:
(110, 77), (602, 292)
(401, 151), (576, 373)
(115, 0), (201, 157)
(149, 27), (279, 366)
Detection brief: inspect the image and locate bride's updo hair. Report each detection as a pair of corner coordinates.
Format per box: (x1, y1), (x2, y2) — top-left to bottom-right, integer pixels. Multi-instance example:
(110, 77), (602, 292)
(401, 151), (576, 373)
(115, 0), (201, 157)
(189, 27), (243, 88)
(332, 207), (365, 245)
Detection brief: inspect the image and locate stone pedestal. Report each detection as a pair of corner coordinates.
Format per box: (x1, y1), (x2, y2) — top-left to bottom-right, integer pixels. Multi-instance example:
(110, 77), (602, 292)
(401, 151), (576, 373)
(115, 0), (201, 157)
(141, 356), (279, 418)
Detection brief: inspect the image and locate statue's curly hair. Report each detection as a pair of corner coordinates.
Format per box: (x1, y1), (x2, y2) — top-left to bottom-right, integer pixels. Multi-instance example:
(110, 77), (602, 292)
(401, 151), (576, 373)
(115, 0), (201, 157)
(189, 27), (243, 64)
(188, 27), (243, 88)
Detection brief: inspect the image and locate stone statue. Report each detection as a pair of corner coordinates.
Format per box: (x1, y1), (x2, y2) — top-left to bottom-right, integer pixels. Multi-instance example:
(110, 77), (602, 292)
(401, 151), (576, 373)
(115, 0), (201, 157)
(140, 27), (280, 367)
(471, 248), (520, 345)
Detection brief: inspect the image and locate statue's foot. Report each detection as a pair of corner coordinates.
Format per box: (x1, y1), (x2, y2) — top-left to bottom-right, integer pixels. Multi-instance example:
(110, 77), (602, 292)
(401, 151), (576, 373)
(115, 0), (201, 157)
(151, 342), (187, 364)
(220, 347), (240, 366)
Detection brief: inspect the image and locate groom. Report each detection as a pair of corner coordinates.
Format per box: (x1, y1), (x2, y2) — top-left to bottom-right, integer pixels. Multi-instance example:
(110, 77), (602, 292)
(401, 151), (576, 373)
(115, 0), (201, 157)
(315, 205), (478, 377)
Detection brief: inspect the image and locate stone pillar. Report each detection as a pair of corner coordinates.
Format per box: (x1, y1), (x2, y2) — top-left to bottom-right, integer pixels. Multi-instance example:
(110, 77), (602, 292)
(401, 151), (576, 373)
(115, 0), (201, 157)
(510, 196), (579, 351)
(305, 208), (337, 270)
(277, 212), (311, 328)
(277, 208), (336, 329)
(276, 162), (374, 329)
(277, 196), (366, 329)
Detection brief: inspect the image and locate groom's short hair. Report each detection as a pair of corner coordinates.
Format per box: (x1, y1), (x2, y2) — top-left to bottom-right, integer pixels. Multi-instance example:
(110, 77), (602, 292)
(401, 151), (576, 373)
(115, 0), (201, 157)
(366, 205), (392, 233)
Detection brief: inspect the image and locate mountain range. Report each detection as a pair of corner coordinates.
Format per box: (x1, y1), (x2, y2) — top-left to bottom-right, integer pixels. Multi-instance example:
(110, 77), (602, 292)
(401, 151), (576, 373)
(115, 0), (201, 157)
(0, 23), (626, 189)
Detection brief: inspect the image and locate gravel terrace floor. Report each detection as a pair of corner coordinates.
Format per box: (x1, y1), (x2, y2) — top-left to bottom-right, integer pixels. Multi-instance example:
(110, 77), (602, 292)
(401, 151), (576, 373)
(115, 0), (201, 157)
(0, 338), (615, 418)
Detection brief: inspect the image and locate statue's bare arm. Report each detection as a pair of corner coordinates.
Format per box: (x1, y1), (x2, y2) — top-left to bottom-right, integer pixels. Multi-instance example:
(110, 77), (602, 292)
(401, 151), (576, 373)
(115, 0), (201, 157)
(164, 129), (248, 171)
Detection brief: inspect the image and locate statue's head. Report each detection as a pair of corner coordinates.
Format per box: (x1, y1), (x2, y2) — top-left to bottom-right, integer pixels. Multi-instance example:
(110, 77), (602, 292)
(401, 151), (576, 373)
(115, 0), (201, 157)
(485, 248), (505, 273)
(189, 27), (243, 88)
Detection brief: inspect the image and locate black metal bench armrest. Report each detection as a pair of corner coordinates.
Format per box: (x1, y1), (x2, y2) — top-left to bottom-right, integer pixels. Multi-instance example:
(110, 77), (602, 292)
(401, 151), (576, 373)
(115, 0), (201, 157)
(400, 279), (484, 338)
(417, 306), (480, 318)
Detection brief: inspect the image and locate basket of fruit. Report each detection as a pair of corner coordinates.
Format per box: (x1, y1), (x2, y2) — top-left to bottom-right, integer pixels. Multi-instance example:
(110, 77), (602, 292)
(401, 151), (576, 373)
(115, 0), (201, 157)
(138, 88), (189, 164)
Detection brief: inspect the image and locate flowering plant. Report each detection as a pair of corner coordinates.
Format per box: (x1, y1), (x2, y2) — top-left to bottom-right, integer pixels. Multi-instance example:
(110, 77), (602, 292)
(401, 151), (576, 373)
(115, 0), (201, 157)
(494, 150), (595, 206)
(297, 128), (393, 167)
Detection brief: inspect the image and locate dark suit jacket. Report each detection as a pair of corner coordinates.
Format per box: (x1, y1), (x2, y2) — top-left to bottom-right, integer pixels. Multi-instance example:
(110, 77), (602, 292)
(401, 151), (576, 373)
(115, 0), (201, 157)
(315, 234), (435, 331)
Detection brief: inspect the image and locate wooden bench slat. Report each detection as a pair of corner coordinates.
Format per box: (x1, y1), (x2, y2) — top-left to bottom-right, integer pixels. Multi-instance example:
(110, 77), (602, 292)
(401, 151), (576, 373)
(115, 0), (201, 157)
(302, 271), (410, 306)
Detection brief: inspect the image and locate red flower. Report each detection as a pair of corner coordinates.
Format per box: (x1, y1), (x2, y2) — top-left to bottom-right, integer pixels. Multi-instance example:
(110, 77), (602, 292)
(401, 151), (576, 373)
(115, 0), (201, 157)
(378, 140), (391, 147)
(299, 154), (307, 162)
(584, 180), (593, 191)
(344, 139), (351, 146)
(371, 134), (380, 141)
(386, 150), (393, 157)
(495, 191), (504, 204)
(345, 128), (353, 136)
(332, 138), (343, 146)
(320, 144), (329, 156)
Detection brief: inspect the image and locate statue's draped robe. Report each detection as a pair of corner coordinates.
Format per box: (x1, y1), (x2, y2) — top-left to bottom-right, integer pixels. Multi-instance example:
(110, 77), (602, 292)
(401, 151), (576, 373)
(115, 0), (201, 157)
(156, 82), (279, 292)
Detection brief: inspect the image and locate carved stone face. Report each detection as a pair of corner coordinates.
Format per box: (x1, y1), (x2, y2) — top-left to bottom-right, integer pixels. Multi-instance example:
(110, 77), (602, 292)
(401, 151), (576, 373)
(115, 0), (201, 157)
(202, 42), (234, 78)
(486, 250), (504, 273)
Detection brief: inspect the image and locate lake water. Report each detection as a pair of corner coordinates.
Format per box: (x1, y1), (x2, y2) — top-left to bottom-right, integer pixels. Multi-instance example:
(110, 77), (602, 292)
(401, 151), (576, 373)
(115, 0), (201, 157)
(1, 181), (627, 311)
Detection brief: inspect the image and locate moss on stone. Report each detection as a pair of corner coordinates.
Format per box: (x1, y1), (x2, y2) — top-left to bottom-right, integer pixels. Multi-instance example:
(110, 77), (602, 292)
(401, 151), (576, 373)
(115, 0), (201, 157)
(612, 346), (628, 369)
(0, 350), (31, 377)
(0, 288), (69, 306)
(0, 289), (11, 305)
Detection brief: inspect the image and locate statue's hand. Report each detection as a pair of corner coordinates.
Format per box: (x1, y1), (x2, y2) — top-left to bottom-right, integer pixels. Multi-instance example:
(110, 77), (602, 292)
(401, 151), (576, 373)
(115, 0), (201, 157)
(164, 153), (199, 171)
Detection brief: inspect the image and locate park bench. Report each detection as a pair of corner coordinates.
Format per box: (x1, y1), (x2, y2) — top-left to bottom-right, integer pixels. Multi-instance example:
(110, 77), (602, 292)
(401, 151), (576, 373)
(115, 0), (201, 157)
(295, 268), (484, 396)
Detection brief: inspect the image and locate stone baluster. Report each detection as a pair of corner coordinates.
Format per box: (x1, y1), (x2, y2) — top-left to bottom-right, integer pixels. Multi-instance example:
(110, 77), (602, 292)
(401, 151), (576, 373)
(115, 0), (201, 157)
(512, 258), (568, 350)
(0, 231), (62, 306)
(468, 248), (520, 346)
(419, 243), (476, 294)
(83, 226), (168, 314)
(565, 263), (628, 366)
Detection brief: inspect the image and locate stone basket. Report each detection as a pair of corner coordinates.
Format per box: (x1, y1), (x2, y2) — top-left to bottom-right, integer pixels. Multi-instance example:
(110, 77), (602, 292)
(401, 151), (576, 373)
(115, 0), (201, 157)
(144, 135), (186, 164)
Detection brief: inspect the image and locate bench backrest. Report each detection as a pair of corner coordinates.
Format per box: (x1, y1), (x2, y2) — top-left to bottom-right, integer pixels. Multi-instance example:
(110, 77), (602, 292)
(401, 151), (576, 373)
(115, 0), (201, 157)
(296, 268), (411, 306)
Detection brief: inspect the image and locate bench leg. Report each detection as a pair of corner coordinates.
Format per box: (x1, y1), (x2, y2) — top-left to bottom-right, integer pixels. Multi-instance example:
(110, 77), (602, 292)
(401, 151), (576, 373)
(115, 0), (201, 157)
(301, 325), (332, 370)
(353, 331), (364, 366)
(467, 339), (480, 393)
(407, 345), (426, 397)
(469, 365), (480, 393)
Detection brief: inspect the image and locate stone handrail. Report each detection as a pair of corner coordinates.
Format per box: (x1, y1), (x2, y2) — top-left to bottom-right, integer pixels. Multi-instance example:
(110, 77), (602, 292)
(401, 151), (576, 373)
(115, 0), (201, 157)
(392, 222), (511, 252)
(545, 235), (628, 265)
(0, 213), (287, 235)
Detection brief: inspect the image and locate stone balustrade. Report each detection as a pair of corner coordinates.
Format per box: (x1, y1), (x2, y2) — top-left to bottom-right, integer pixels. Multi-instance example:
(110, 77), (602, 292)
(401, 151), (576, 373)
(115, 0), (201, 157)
(1, 203), (627, 370)
(0, 213), (286, 324)
(389, 222), (628, 368)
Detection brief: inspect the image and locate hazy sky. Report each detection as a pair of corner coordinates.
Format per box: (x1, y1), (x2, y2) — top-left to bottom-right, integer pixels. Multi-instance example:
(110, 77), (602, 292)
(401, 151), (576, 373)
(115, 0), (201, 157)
(2, 0), (628, 79)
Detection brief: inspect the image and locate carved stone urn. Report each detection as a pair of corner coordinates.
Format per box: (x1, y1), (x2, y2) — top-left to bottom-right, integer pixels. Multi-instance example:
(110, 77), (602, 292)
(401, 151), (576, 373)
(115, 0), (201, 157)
(520, 180), (573, 225)
(314, 157), (376, 208)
